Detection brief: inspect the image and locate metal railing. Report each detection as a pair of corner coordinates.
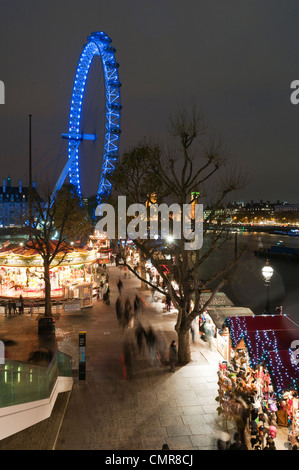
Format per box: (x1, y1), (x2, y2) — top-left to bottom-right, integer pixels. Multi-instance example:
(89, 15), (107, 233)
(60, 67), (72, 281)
(0, 350), (72, 408)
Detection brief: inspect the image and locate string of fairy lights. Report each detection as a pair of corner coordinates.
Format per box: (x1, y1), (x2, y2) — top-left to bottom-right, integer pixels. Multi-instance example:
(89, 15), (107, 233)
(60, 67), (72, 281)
(225, 315), (299, 397)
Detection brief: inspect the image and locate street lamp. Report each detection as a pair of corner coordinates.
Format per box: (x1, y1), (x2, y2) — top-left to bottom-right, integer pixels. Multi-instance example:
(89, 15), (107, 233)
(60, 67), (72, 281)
(262, 259), (274, 313)
(166, 235), (174, 243)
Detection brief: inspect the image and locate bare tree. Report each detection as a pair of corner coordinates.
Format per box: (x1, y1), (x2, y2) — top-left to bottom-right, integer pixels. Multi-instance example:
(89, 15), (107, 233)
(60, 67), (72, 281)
(110, 106), (248, 363)
(28, 184), (92, 317)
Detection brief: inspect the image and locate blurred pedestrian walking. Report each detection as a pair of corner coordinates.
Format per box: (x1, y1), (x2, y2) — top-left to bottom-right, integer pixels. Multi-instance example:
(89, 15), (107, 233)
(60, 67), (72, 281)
(115, 297), (123, 325)
(165, 293), (171, 311)
(228, 432), (248, 450)
(135, 322), (146, 354)
(146, 327), (157, 366)
(204, 319), (214, 350)
(156, 332), (167, 365)
(117, 278), (123, 294)
(134, 294), (140, 319)
(103, 285), (110, 305)
(190, 317), (196, 342)
(216, 431), (231, 450)
(121, 341), (134, 380)
(18, 295), (24, 314)
(151, 286), (156, 303)
(169, 340), (177, 372)
(123, 298), (132, 329)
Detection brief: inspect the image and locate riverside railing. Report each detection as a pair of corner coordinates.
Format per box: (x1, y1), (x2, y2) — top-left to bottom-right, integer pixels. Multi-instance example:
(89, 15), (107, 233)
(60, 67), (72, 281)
(0, 351), (72, 408)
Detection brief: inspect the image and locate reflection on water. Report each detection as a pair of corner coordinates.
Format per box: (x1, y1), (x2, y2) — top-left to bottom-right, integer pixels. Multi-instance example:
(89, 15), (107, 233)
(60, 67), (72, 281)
(199, 231), (299, 324)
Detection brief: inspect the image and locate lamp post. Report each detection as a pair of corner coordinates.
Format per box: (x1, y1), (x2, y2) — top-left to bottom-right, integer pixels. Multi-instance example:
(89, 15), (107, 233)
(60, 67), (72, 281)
(262, 259), (273, 313)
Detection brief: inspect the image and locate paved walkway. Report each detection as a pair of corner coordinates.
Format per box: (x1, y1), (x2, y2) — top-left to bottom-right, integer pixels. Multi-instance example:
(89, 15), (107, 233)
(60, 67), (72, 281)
(0, 265), (291, 450)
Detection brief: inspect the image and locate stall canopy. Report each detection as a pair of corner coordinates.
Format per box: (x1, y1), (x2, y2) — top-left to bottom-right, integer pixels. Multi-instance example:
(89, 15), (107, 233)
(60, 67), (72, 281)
(225, 314), (299, 395)
(208, 306), (253, 330)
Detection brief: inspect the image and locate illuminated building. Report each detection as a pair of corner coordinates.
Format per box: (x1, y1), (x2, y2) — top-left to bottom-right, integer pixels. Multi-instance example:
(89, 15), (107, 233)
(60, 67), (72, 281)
(0, 177), (37, 228)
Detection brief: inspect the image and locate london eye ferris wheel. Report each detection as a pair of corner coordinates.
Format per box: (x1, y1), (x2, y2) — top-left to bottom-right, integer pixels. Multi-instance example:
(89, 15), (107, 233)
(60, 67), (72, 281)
(53, 31), (121, 204)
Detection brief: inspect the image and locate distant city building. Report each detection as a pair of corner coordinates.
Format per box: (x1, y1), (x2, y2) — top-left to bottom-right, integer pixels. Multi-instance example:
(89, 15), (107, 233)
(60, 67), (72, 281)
(274, 203), (299, 223)
(0, 176), (36, 227)
(274, 203), (299, 212)
(203, 199), (299, 225)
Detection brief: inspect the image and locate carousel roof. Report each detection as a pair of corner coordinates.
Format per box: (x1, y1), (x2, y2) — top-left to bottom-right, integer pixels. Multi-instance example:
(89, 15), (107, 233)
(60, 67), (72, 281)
(0, 241), (97, 267)
(225, 315), (299, 394)
(0, 240), (87, 256)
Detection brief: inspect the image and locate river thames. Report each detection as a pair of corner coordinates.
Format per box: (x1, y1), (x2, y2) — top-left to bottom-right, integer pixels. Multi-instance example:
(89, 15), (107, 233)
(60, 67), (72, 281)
(200, 231), (299, 325)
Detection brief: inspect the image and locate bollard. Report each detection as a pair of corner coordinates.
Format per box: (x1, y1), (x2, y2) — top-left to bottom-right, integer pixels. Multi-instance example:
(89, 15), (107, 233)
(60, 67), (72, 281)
(79, 331), (86, 380)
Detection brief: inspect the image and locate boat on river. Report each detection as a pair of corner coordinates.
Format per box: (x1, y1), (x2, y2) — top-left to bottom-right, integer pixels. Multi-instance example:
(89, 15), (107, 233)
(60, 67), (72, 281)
(254, 244), (299, 261)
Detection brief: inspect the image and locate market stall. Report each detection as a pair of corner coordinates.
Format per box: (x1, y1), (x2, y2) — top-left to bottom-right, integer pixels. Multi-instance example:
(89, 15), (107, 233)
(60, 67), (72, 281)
(90, 230), (112, 264)
(64, 282), (94, 308)
(216, 314), (299, 449)
(206, 306), (253, 361)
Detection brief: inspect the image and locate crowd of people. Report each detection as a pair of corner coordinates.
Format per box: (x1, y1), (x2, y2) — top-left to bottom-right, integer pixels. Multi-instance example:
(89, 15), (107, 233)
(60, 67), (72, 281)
(120, 319), (178, 380)
(217, 350), (299, 450)
(4, 295), (24, 316)
(112, 266), (178, 380)
(96, 264), (110, 304)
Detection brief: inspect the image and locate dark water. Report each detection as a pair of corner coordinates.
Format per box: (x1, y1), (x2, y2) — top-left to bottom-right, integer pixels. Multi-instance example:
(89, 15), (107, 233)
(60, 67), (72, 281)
(199, 231), (299, 325)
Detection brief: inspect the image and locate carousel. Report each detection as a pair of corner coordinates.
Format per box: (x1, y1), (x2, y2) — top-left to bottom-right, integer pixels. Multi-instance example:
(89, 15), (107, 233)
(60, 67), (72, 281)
(0, 240), (98, 302)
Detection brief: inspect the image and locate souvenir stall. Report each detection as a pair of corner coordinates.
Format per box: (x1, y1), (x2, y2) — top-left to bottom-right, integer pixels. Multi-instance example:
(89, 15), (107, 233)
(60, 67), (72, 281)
(0, 241), (98, 301)
(144, 259), (174, 302)
(144, 260), (169, 286)
(89, 230), (112, 264)
(216, 359), (281, 449)
(216, 327), (230, 361)
(216, 314), (299, 449)
(288, 394), (299, 446)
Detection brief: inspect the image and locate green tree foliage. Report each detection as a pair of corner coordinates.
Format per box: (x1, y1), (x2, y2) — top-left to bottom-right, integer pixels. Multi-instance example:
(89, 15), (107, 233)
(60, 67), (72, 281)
(28, 184), (93, 317)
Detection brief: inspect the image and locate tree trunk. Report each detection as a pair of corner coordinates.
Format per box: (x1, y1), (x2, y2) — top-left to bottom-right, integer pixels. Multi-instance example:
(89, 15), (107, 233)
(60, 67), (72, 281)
(177, 326), (191, 364)
(44, 260), (52, 317)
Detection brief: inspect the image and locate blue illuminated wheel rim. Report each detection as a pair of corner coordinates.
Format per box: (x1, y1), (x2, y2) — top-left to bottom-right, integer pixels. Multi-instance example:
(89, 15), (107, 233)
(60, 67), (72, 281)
(66, 31), (121, 202)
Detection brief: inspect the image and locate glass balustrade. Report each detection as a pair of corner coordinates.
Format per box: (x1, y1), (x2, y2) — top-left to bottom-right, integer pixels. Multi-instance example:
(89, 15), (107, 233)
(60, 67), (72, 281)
(0, 351), (72, 408)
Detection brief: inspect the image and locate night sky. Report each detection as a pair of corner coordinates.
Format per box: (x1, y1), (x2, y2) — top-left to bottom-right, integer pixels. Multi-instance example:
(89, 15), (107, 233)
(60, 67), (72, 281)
(1, 0), (299, 202)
